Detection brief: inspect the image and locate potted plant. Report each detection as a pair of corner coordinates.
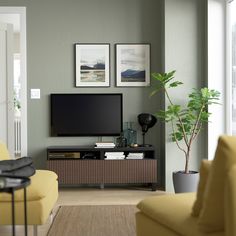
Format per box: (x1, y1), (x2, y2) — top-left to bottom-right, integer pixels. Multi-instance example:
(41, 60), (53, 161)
(151, 70), (220, 193)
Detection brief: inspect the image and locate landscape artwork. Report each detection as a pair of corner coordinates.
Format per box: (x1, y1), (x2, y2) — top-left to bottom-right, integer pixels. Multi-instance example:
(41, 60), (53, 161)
(116, 44), (150, 87)
(75, 44), (110, 87)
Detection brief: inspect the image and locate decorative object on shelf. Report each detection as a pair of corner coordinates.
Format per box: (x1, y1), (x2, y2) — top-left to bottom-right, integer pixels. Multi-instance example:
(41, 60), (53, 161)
(130, 143), (139, 148)
(74, 43), (110, 87)
(123, 122), (137, 147)
(151, 70), (220, 192)
(116, 133), (127, 148)
(115, 43), (150, 87)
(138, 113), (157, 147)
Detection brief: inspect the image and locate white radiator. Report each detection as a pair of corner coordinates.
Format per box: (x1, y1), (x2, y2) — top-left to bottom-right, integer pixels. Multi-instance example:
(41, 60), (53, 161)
(14, 118), (21, 156)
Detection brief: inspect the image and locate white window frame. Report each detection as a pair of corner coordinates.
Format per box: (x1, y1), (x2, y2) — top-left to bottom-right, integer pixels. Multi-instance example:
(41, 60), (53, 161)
(226, 0), (236, 136)
(207, 0), (228, 160)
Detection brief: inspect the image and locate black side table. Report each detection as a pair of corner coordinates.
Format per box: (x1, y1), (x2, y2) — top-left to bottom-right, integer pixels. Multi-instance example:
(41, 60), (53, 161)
(0, 176), (31, 236)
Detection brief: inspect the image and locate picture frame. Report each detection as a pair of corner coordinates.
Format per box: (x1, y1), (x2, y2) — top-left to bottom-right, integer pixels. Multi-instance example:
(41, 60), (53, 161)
(75, 43), (110, 87)
(115, 43), (150, 87)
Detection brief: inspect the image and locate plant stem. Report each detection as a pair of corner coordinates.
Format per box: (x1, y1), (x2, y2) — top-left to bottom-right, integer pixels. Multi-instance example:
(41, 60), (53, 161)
(171, 119), (187, 156)
(184, 103), (206, 173)
(165, 87), (205, 174)
(185, 148), (190, 173)
(164, 87), (189, 154)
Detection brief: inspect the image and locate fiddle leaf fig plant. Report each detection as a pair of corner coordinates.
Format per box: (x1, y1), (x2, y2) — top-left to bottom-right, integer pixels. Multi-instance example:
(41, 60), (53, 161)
(151, 70), (220, 174)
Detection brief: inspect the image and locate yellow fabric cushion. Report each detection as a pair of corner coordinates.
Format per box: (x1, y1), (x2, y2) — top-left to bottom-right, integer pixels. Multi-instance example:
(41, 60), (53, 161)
(0, 170), (58, 201)
(137, 193), (224, 236)
(198, 135), (236, 232)
(0, 181), (58, 225)
(192, 160), (212, 217)
(0, 142), (10, 160)
(225, 165), (236, 236)
(136, 212), (181, 236)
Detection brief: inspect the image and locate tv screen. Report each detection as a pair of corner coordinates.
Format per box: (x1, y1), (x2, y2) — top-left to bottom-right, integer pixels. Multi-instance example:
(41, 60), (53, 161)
(50, 93), (123, 136)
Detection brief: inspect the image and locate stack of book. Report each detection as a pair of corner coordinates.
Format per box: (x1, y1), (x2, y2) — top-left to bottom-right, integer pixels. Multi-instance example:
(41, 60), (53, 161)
(95, 142), (116, 148)
(105, 152), (125, 160)
(126, 152), (144, 160)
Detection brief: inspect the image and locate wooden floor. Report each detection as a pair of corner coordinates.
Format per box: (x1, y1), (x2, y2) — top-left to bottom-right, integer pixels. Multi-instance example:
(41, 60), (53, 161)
(0, 186), (165, 236)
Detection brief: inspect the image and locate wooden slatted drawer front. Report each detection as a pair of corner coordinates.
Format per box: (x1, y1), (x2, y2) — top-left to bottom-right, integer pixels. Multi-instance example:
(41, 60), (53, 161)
(47, 160), (103, 184)
(102, 160), (157, 183)
(47, 159), (157, 185)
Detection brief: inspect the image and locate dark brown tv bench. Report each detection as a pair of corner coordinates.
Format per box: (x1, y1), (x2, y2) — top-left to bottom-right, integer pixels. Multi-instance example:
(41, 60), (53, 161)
(46, 146), (158, 191)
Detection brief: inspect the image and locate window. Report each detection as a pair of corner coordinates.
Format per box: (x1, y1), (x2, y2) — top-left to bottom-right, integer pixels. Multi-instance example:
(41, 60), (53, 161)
(230, 0), (236, 134)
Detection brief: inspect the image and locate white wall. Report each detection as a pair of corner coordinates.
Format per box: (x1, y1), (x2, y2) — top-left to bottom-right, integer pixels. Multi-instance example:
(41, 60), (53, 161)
(164, 0), (205, 192)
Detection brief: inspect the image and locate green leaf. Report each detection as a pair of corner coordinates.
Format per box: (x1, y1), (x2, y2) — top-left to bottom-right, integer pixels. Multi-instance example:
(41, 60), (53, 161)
(171, 131), (184, 141)
(151, 70), (177, 87)
(169, 81), (183, 88)
(150, 71), (221, 158)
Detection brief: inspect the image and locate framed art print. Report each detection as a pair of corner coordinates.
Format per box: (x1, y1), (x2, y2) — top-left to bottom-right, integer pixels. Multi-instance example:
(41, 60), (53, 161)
(116, 43), (150, 87)
(75, 43), (110, 87)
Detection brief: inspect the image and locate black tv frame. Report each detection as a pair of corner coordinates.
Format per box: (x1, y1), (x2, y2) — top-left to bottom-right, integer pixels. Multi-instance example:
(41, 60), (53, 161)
(50, 93), (123, 137)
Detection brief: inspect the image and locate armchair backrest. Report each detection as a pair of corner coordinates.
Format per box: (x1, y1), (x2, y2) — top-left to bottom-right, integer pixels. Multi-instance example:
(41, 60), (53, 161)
(0, 142), (11, 160)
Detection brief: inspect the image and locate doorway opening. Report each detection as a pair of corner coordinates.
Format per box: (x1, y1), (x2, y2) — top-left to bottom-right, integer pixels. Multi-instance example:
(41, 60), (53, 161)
(0, 7), (27, 157)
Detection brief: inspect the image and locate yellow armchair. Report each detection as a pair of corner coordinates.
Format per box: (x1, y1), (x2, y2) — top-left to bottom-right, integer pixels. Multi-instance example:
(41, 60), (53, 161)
(0, 142), (58, 236)
(136, 136), (236, 236)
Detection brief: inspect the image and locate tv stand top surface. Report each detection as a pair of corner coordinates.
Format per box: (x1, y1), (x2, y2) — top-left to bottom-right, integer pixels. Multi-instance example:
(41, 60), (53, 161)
(47, 145), (155, 152)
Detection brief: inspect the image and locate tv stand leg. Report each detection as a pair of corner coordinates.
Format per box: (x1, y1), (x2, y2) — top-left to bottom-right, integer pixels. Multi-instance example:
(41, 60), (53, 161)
(100, 183), (104, 189)
(151, 183), (157, 191)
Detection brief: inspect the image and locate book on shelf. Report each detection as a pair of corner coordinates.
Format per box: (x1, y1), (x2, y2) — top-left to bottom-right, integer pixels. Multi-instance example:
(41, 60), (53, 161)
(95, 142), (116, 148)
(105, 151), (125, 160)
(105, 152), (124, 156)
(95, 145), (115, 149)
(95, 142), (115, 146)
(126, 152), (144, 160)
(127, 152), (144, 156)
(126, 156), (143, 160)
(105, 155), (125, 160)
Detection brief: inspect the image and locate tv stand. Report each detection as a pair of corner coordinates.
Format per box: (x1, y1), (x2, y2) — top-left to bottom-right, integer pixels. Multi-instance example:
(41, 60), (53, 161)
(46, 146), (158, 191)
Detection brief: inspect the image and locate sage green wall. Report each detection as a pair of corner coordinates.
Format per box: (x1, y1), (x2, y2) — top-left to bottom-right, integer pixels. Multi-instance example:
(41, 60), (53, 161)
(164, 0), (207, 192)
(0, 0), (208, 191)
(0, 0), (163, 181)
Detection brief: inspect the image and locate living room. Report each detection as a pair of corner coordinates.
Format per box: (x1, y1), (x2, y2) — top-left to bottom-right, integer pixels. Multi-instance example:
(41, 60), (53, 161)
(0, 0), (234, 235)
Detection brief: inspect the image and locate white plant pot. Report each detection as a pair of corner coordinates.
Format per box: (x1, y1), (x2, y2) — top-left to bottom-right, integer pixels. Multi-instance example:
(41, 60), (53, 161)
(172, 171), (199, 193)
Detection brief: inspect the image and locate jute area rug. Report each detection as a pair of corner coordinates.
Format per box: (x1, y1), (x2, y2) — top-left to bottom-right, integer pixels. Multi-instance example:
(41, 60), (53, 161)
(47, 205), (138, 236)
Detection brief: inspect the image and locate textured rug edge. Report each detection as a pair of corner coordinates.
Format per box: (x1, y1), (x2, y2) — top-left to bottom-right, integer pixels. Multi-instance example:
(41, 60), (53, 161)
(47, 204), (138, 236)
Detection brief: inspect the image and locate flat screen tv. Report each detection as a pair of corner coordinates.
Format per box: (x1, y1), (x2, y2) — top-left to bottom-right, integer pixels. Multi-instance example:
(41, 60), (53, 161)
(50, 93), (123, 136)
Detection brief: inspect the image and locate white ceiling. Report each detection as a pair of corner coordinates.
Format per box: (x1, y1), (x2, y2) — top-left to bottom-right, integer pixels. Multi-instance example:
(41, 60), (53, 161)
(0, 14), (20, 32)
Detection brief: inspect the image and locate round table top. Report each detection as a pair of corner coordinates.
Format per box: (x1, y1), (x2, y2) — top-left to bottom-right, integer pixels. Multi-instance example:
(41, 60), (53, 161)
(0, 176), (31, 193)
